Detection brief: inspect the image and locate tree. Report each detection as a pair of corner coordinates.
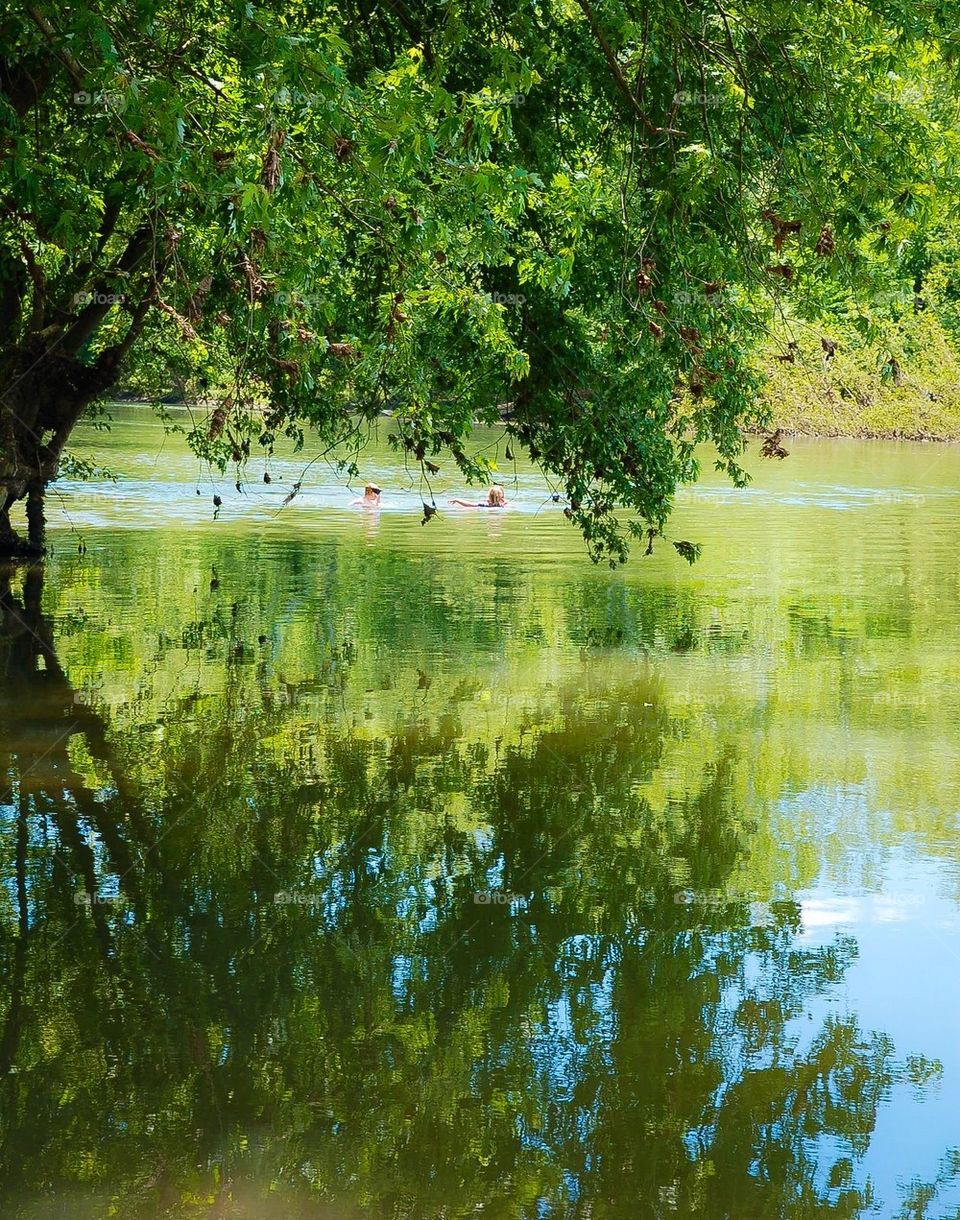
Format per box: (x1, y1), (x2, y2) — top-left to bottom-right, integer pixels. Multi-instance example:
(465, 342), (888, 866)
(1, 0), (955, 560)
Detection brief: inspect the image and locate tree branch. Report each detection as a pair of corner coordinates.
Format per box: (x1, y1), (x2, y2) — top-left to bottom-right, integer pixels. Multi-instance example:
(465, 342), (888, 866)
(23, 5), (84, 91)
(574, 0), (682, 137)
(60, 223), (156, 356)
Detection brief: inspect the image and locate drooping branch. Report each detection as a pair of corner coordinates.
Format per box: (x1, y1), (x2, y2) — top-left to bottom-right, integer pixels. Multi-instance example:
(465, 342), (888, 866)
(574, 0), (681, 137)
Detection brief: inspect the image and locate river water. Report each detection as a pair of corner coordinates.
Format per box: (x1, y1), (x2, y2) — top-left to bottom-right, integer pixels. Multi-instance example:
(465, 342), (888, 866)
(1, 406), (959, 1218)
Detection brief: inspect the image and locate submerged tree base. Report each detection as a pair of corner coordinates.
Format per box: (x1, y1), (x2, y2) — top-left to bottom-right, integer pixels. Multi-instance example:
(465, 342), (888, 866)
(0, 490), (46, 560)
(0, 542), (44, 560)
(0, 527), (45, 560)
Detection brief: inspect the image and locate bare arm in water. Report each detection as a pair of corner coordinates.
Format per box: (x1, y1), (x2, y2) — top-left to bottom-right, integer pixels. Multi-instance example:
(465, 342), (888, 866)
(450, 486), (508, 509)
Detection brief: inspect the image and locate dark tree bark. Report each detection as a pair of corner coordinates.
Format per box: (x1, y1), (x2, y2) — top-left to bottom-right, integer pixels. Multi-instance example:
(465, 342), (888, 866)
(0, 224), (162, 558)
(0, 351), (115, 556)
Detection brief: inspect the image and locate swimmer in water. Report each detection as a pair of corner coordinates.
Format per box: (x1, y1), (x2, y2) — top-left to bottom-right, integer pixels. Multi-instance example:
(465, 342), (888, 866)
(449, 484), (508, 509)
(351, 483), (382, 507)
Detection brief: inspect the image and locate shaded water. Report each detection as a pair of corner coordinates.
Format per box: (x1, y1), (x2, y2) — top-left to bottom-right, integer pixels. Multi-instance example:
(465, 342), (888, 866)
(2, 407), (960, 1218)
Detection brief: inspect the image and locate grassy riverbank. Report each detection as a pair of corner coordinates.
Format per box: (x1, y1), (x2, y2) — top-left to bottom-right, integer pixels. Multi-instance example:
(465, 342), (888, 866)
(762, 310), (960, 441)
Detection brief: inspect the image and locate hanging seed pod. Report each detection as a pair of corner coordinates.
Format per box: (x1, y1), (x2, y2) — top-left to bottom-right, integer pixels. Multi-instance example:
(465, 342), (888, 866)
(815, 226), (835, 257)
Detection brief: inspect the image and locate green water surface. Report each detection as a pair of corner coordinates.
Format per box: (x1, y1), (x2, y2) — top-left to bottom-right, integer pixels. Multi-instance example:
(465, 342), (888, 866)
(1, 407), (960, 1218)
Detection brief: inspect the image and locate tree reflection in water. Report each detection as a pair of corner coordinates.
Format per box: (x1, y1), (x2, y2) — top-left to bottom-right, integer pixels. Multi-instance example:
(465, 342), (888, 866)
(0, 565), (938, 1218)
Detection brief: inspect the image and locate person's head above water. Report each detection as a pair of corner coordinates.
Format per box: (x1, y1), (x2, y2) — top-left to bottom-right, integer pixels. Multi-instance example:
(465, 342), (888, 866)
(352, 483), (382, 506)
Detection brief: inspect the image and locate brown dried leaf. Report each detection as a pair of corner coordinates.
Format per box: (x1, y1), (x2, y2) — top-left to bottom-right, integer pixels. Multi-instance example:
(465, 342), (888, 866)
(157, 298), (198, 340)
(239, 252), (267, 304)
(261, 130), (286, 194)
(187, 275), (213, 325)
(123, 129), (160, 160)
(207, 396), (233, 440)
(279, 359), (301, 383)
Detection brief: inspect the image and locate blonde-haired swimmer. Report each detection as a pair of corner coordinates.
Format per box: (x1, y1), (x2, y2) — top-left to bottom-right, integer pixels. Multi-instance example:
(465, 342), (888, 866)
(449, 484), (508, 509)
(351, 483), (382, 507)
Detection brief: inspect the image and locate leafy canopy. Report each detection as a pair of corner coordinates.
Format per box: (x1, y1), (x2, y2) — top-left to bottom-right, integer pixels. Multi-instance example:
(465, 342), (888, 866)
(2, 0), (958, 559)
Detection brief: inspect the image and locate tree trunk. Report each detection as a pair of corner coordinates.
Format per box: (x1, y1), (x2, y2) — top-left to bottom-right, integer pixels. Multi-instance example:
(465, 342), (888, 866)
(0, 437), (48, 559)
(25, 483), (46, 553)
(0, 493), (43, 559)
(0, 343), (119, 558)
